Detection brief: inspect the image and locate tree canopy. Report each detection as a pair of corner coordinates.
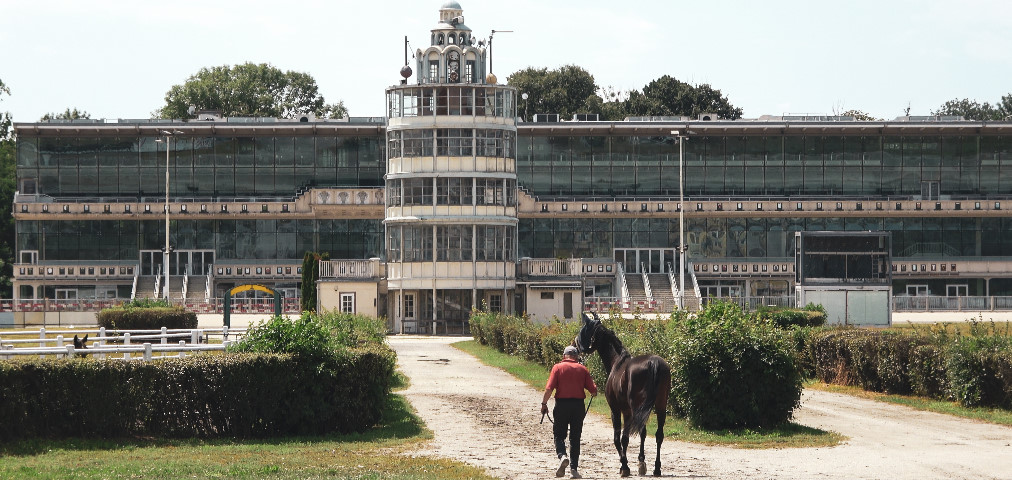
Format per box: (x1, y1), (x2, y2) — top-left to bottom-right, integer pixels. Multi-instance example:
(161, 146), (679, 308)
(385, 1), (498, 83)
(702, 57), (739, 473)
(154, 62), (347, 120)
(932, 95), (1012, 121)
(41, 108), (91, 121)
(508, 66), (743, 121)
(507, 65), (598, 122)
(624, 76), (742, 120)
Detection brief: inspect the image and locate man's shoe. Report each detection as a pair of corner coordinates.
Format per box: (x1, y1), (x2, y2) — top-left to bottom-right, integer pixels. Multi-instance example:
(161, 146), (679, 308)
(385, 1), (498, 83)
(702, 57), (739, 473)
(556, 456), (570, 477)
(570, 468), (582, 479)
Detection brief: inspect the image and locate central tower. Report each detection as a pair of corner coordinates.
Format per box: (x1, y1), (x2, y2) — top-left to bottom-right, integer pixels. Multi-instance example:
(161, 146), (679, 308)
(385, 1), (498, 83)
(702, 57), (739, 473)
(384, 2), (518, 333)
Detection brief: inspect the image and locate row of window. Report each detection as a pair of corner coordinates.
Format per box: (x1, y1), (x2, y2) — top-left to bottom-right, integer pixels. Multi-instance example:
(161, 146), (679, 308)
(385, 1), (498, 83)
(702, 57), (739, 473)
(20, 136), (383, 169)
(386, 86), (516, 117)
(387, 128), (515, 158)
(16, 219), (384, 262)
(386, 225), (516, 262)
(16, 214), (1012, 265)
(387, 178), (516, 207)
(517, 216), (1012, 260)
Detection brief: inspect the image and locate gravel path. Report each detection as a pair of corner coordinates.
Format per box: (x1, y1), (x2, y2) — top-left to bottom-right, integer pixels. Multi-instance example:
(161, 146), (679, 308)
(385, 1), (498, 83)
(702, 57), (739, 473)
(389, 336), (1012, 480)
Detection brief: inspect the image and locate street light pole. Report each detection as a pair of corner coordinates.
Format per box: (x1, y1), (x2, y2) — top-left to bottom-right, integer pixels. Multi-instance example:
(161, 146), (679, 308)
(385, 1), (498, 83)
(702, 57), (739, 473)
(159, 130), (182, 303)
(672, 130), (687, 310)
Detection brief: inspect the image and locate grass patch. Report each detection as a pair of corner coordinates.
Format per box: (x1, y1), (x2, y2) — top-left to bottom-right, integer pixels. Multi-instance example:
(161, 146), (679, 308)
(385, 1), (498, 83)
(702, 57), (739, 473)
(452, 340), (844, 449)
(0, 393), (495, 480)
(805, 380), (1012, 427)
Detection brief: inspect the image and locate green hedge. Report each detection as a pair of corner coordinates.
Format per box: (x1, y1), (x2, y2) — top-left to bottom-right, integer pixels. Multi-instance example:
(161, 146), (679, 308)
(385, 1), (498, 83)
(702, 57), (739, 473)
(802, 323), (1012, 408)
(97, 305), (197, 330)
(1, 311), (396, 440)
(0, 345), (395, 440)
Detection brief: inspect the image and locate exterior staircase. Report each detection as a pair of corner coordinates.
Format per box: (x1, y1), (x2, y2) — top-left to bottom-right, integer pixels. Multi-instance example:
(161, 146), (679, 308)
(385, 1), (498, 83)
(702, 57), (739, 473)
(648, 274), (674, 311)
(135, 276), (158, 299)
(624, 274), (649, 308)
(186, 276), (208, 302)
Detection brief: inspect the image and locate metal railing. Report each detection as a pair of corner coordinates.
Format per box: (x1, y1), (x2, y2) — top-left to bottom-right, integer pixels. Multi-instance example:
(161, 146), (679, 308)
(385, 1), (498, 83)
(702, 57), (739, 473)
(892, 295), (1012, 311)
(319, 259), (381, 278)
(617, 263), (630, 310)
(520, 258), (583, 276)
(700, 296), (795, 310)
(666, 262), (678, 305)
(640, 263), (653, 303)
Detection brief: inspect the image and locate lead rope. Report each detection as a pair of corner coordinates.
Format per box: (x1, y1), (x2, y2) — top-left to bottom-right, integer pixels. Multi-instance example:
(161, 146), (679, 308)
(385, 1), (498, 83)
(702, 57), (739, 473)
(540, 395), (593, 425)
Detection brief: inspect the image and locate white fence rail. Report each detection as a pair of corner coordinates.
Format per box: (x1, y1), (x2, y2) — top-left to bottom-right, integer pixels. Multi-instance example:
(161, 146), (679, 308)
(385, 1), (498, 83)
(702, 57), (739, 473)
(0, 326), (247, 361)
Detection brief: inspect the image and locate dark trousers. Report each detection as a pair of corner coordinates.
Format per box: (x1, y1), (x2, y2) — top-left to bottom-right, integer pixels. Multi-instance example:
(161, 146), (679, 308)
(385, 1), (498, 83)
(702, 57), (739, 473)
(553, 398), (586, 468)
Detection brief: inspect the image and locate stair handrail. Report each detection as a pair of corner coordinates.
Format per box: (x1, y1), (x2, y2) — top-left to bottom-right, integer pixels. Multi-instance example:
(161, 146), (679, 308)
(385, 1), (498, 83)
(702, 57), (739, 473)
(181, 268), (189, 302)
(205, 264), (213, 303)
(666, 261), (678, 303)
(153, 265), (162, 299)
(640, 263), (653, 303)
(688, 260), (701, 299)
(130, 265), (140, 301)
(617, 263), (630, 310)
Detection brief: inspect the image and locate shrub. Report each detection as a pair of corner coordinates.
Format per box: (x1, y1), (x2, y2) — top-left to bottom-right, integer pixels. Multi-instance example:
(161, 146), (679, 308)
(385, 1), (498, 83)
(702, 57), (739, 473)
(229, 312), (334, 358)
(670, 302), (802, 429)
(908, 343), (948, 398)
(946, 335), (1012, 408)
(757, 307), (826, 329)
(97, 304), (197, 330)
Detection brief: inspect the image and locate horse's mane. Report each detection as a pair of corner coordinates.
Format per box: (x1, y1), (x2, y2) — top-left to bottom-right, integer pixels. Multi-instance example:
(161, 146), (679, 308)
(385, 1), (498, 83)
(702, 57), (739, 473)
(595, 322), (631, 360)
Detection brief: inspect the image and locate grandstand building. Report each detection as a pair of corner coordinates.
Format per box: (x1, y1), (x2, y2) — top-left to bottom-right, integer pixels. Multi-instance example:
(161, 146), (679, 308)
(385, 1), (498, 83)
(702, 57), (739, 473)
(8, 2), (1012, 330)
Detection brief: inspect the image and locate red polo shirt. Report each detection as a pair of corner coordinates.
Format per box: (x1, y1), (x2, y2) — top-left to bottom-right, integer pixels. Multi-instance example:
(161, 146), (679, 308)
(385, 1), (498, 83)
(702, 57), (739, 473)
(545, 358), (598, 400)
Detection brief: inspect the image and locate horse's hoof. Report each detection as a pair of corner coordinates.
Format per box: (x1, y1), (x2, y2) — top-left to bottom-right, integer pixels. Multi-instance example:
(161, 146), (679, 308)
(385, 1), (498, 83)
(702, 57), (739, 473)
(653, 470), (662, 477)
(638, 462), (647, 476)
(620, 466), (631, 477)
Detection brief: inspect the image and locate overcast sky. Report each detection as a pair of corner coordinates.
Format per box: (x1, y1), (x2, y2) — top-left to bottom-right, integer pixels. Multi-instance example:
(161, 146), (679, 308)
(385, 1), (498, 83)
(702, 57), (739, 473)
(2, 0), (1010, 123)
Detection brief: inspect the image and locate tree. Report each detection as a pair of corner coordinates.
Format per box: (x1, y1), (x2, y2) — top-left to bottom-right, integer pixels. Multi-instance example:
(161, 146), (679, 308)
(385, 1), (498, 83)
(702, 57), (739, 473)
(300, 251), (329, 313)
(507, 65), (598, 121)
(931, 95), (1012, 121)
(154, 62), (348, 119)
(0, 78), (14, 298)
(625, 76), (743, 120)
(41, 108), (91, 121)
(839, 109), (879, 121)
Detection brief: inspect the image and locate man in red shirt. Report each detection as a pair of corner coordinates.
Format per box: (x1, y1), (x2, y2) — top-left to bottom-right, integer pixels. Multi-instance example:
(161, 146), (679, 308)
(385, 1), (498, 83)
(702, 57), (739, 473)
(541, 345), (598, 478)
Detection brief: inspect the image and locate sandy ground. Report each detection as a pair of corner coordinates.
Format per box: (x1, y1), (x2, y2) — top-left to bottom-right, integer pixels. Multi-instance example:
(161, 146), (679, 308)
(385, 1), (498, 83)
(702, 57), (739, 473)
(388, 335), (1012, 480)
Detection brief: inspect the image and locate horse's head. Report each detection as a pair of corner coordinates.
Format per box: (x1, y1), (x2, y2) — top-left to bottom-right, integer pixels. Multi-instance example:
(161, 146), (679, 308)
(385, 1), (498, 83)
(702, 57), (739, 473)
(574, 312), (601, 354)
(73, 334), (89, 357)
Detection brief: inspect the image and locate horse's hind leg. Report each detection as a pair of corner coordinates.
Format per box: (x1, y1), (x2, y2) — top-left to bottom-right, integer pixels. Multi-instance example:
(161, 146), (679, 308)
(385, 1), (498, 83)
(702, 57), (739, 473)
(637, 425), (647, 476)
(612, 410), (630, 477)
(653, 399), (667, 476)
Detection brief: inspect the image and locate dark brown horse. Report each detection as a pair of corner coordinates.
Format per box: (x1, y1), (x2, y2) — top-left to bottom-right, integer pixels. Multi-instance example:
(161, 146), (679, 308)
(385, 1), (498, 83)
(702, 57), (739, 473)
(574, 312), (670, 477)
(73, 334), (89, 357)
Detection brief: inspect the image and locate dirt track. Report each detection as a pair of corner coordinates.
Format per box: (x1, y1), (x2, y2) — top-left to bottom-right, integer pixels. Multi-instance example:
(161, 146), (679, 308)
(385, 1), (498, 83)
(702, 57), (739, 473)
(389, 335), (1012, 480)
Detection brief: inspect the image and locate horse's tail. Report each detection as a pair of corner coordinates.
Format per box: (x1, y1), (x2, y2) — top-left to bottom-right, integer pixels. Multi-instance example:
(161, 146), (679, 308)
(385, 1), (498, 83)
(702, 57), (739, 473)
(629, 357), (665, 433)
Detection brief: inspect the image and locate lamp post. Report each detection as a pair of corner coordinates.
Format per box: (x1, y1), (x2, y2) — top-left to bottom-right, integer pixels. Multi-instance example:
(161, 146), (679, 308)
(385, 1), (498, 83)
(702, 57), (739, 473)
(157, 130), (183, 303)
(671, 130), (689, 309)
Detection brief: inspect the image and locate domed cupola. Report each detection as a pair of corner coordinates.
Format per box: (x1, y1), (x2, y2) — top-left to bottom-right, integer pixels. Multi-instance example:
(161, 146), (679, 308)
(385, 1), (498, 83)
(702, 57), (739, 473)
(418, 2), (487, 84)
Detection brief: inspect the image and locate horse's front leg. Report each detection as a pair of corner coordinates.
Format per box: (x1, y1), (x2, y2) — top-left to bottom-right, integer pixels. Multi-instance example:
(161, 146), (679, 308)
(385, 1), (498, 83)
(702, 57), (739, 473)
(611, 409), (630, 477)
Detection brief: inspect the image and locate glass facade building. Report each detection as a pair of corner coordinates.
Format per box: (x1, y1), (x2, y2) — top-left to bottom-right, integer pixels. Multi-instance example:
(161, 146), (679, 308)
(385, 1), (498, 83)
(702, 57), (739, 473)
(10, 4), (1012, 325)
